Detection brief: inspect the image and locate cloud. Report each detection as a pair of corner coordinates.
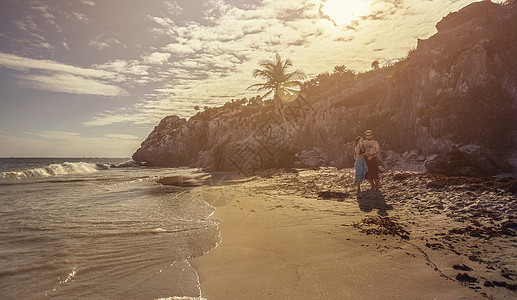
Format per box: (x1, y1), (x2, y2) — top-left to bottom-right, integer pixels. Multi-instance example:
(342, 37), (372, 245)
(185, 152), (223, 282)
(94, 59), (149, 76)
(31, 5), (63, 32)
(15, 73), (128, 96)
(162, 43), (197, 55)
(81, 93), (224, 127)
(0, 52), (128, 96)
(72, 12), (92, 24)
(24, 130), (81, 140)
(143, 52), (171, 64)
(83, 0), (331, 127)
(88, 34), (125, 50)
(88, 40), (110, 50)
(31, 5), (56, 21)
(104, 134), (140, 140)
(148, 16), (176, 28)
(79, 0), (96, 6)
(0, 53), (117, 79)
(14, 16), (39, 32)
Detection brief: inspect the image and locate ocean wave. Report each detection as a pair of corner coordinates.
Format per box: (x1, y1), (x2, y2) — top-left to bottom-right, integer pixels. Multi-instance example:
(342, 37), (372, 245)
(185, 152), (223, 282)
(1, 160), (139, 179)
(109, 160), (142, 168)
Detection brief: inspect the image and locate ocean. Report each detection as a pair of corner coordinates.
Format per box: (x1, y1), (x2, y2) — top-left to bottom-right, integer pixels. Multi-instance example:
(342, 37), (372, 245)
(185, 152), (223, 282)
(0, 158), (220, 299)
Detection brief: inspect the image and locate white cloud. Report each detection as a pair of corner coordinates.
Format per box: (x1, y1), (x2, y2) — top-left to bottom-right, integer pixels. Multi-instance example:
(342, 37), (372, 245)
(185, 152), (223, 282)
(162, 43), (197, 55)
(36, 42), (54, 50)
(31, 5), (56, 20)
(104, 134), (140, 140)
(15, 73), (128, 96)
(72, 12), (92, 24)
(94, 59), (149, 76)
(88, 40), (110, 50)
(143, 52), (171, 64)
(14, 16), (39, 32)
(24, 131), (80, 140)
(31, 5), (63, 32)
(164, 1), (184, 16)
(79, 0), (96, 7)
(0, 53), (128, 96)
(149, 16), (175, 28)
(0, 53), (118, 79)
(88, 34), (125, 50)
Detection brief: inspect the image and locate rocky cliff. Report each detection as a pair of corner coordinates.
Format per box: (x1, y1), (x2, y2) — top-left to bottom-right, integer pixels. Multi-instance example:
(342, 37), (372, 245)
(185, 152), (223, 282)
(133, 1), (517, 176)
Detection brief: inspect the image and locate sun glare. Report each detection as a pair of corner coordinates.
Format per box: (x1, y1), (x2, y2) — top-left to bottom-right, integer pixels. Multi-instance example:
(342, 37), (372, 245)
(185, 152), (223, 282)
(322, 0), (371, 26)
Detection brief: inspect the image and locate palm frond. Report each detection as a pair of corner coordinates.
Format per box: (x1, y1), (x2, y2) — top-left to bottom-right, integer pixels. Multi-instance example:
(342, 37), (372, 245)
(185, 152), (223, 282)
(247, 53), (305, 98)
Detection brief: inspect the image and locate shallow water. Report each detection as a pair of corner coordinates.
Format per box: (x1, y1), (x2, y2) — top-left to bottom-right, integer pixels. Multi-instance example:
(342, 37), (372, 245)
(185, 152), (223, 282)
(0, 159), (220, 299)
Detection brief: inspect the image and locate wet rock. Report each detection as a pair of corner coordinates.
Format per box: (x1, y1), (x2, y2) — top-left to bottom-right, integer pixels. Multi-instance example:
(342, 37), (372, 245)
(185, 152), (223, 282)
(501, 268), (517, 280)
(483, 280), (517, 291)
(424, 144), (510, 177)
(456, 272), (478, 283)
(453, 264), (473, 271)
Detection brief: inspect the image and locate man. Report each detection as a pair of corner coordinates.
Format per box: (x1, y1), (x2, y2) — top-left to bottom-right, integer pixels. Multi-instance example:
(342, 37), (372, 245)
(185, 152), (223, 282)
(363, 129), (381, 190)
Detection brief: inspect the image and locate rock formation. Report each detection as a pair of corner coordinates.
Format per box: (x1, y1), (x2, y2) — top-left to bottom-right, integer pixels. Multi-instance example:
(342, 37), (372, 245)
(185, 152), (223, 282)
(133, 1), (517, 176)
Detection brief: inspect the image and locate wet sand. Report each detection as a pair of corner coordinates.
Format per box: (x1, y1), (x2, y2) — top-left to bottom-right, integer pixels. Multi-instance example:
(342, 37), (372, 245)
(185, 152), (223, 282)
(190, 168), (516, 299)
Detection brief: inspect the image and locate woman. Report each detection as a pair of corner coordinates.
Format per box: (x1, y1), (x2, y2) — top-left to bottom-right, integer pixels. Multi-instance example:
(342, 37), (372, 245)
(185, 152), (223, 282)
(354, 136), (368, 193)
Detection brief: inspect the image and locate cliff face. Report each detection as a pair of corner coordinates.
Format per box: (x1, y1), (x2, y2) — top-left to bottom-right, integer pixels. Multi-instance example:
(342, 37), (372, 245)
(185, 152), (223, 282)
(133, 1), (517, 176)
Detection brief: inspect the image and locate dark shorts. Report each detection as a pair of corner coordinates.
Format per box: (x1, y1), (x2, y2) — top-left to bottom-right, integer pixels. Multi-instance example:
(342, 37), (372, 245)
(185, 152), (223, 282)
(365, 157), (379, 180)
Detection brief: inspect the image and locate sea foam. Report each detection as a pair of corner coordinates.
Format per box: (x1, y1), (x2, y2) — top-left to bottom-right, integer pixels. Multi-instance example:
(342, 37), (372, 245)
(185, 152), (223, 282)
(2, 162), (109, 179)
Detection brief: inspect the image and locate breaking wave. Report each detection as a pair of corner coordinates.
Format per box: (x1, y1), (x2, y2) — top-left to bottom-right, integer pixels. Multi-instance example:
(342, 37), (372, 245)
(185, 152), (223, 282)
(1, 160), (139, 179)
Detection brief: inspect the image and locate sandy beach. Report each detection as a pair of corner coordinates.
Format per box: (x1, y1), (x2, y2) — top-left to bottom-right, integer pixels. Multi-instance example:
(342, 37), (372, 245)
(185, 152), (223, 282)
(190, 168), (516, 299)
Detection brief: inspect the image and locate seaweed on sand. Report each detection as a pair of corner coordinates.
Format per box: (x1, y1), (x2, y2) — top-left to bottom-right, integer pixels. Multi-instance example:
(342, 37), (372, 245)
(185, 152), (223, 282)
(352, 216), (410, 239)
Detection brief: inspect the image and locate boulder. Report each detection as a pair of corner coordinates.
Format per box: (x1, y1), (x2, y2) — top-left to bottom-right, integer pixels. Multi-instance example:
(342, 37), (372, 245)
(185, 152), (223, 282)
(424, 144), (510, 176)
(435, 1), (505, 32)
(295, 147), (327, 167)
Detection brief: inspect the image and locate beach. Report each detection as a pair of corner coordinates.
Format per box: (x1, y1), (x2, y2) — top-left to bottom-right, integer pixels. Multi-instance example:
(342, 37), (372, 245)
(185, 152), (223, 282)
(191, 168), (516, 299)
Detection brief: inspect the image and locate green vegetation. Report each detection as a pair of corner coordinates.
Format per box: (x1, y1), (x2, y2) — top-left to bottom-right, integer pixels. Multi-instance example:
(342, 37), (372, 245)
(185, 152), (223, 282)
(247, 53), (306, 102)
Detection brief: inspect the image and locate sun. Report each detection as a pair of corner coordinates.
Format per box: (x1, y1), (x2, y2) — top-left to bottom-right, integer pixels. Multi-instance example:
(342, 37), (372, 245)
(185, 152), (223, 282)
(322, 0), (371, 26)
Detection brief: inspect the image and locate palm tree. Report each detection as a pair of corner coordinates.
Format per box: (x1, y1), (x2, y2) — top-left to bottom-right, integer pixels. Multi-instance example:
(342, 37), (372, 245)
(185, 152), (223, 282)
(247, 53), (306, 132)
(247, 53), (306, 104)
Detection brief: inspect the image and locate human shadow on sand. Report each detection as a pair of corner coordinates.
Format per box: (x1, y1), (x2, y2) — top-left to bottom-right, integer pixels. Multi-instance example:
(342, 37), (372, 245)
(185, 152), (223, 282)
(356, 190), (393, 216)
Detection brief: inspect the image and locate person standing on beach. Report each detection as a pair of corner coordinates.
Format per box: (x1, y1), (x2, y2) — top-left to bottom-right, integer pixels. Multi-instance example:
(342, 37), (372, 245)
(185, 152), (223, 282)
(354, 136), (368, 193)
(364, 129), (381, 190)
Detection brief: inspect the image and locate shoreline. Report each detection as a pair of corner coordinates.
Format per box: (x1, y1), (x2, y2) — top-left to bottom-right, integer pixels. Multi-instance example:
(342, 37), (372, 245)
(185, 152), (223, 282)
(189, 168), (516, 299)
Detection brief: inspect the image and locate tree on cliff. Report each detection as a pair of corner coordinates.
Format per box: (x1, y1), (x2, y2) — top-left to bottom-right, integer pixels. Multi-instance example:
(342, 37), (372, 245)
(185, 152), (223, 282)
(247, 53), (306, 103)
(247, 53), (306, 129)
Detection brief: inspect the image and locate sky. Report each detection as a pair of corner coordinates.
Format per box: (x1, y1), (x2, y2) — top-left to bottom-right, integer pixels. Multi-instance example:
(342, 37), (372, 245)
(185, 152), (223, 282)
(0, 0), (486, 158)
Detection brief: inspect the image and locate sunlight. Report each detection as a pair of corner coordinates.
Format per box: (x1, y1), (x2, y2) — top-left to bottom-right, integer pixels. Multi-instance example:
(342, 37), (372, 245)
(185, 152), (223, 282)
(277, 81), (301, 102)
(322, 0), (371, 26)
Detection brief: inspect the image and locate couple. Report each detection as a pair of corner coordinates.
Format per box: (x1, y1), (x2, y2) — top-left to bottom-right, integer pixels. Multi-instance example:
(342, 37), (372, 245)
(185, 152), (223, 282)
(354, 130), (381, 192)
